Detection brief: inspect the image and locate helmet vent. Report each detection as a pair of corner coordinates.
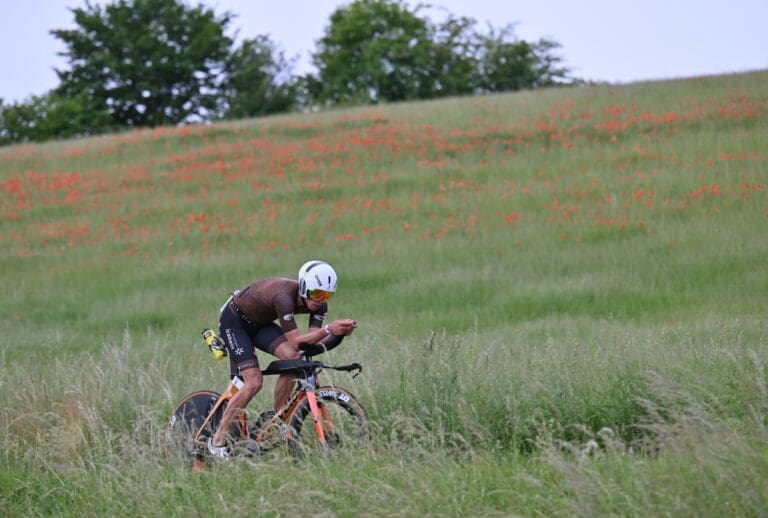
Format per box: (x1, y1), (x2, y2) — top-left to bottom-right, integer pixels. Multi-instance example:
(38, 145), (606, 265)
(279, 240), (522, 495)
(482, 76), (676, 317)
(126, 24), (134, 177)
(304, 261), (324, 273)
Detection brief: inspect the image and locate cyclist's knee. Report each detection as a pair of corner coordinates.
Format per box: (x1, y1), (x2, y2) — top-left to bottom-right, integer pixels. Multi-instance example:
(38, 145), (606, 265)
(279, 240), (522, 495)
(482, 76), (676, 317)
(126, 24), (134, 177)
(283, 348), (300, 360)
(240, 367), (263, 396)
(273, 340), (300, 360)
(243, 378), (263, 396)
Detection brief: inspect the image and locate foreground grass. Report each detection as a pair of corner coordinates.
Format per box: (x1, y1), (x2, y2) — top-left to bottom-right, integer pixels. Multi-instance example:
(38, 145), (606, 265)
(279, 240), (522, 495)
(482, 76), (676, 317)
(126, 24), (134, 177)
(2, 317), (767, 515)
(5, 442), (767, 516)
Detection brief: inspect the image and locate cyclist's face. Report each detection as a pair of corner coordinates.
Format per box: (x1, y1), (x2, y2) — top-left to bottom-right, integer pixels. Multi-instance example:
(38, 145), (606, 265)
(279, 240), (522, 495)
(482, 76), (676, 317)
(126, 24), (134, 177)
(305, 289), (332, 311)
(306, 297), (324, 311)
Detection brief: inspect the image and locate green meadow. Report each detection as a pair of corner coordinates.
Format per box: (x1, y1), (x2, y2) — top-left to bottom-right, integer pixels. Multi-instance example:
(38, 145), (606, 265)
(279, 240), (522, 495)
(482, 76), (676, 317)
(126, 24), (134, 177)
(1, 70), (767, 515)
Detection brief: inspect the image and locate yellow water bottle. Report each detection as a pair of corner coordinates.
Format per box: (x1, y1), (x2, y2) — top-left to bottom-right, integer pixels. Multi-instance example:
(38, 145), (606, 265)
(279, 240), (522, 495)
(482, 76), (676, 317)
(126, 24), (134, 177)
(202, 328), (227, 360)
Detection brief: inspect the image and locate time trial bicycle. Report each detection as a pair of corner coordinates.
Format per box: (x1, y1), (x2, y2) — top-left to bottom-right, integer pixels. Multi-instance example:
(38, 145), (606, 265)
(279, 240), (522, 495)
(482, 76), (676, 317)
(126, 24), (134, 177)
(164, 339), (369, 467)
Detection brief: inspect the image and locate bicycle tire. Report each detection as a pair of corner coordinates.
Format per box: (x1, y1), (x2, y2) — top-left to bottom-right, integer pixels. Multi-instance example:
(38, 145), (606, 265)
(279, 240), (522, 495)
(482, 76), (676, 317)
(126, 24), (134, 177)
(164, 391), (246, 459)
(286, 386), (369, 459)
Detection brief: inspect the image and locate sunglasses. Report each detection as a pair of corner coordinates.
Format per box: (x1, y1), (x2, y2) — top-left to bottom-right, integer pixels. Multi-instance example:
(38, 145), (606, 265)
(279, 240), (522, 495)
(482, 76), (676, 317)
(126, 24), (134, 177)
(307, 289), (334, 302)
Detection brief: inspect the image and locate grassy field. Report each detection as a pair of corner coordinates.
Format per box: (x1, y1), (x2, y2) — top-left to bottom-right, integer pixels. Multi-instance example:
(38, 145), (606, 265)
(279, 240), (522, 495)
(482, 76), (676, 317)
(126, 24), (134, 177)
(1, 70), (767, 515)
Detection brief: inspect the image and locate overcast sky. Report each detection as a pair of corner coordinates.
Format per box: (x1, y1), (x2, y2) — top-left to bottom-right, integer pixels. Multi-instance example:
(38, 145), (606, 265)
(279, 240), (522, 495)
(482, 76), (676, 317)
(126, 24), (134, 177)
(1, 0), (766, 103)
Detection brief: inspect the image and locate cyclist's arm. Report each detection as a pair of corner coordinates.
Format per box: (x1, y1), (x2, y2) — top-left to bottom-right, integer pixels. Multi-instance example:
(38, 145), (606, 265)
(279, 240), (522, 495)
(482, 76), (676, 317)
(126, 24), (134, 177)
(273, 293), (355, 349)
(283, 320), (357, 349)
(283, 327), (331, 348)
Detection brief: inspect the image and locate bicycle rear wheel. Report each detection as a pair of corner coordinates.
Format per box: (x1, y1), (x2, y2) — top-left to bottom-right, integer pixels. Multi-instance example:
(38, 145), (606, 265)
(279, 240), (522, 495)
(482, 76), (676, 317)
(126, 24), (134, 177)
(286, 386), (369, 459)
(164, 391), (246, 460)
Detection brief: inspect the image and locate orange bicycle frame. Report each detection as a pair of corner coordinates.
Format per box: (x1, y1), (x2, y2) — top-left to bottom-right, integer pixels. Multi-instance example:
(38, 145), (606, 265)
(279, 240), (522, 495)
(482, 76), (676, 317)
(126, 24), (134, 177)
(305, 391), (327, 443)
(192, 378), (248, 443)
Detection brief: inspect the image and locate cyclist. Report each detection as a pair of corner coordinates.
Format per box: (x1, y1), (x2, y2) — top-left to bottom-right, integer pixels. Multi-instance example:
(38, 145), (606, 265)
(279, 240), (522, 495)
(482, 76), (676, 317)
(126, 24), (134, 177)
(207, 260), (357, 458)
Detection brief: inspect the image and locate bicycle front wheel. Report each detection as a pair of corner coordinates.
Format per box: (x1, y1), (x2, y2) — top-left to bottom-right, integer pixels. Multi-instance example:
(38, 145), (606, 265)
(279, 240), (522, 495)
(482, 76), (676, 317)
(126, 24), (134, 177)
(286, 386), (369, 459)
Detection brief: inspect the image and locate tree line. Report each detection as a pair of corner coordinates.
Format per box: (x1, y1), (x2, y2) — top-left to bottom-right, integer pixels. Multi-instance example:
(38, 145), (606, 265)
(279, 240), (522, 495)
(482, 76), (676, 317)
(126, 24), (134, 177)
(0, 0), (571, 145)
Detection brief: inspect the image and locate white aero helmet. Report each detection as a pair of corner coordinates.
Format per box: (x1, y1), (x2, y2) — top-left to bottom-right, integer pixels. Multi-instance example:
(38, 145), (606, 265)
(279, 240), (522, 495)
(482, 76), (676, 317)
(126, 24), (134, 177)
(298, 260), (338, 299)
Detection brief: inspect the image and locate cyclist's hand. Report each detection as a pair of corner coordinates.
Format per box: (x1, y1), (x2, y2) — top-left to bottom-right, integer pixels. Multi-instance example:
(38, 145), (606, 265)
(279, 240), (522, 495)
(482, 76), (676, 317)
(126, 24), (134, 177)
(343, 319), (358, 336)
(330, 319), (357, 336)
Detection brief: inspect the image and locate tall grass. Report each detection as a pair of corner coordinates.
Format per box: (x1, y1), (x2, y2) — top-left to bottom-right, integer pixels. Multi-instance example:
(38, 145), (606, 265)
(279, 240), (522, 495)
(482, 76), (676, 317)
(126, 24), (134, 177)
(1, 320), (766, 515)
(2, 70), (767, 514)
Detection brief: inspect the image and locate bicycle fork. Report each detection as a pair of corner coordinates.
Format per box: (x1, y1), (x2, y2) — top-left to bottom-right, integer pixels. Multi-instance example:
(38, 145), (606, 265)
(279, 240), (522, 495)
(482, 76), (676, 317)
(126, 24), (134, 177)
(297, 375), (328, 445)
(305, 389), (327, 443)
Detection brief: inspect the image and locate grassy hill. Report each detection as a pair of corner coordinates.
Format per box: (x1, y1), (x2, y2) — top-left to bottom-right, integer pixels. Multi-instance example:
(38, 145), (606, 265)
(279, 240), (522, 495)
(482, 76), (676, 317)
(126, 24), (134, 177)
(1, 70), (767, 515)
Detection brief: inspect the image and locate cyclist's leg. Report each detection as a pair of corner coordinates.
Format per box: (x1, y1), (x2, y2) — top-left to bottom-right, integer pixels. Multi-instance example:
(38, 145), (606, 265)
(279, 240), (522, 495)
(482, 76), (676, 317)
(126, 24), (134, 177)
(272, 343), (301, 411)
(255, 325), (298, 411)
(211, 367), (261, 448)
(213, 306), (264, 448)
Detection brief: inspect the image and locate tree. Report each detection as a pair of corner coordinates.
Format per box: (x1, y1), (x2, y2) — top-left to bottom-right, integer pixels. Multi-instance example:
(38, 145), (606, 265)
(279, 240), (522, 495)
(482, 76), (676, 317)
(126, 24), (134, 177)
(220, 36), (297, 119)
(476, 25), (569, 92)
(421, 14), (479, 97)
(310, 0), (571, 107)
(52, 0), (233, 127)
(0, 91), (112, 144)
(311, 0), (437, 104)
